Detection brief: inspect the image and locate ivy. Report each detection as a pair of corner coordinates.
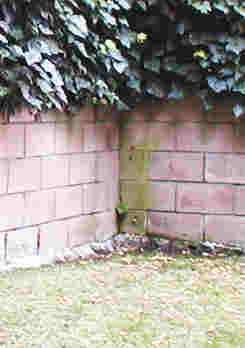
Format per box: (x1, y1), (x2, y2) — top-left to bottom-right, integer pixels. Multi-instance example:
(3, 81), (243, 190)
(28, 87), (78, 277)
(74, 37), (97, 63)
(0, 0), (245, 117)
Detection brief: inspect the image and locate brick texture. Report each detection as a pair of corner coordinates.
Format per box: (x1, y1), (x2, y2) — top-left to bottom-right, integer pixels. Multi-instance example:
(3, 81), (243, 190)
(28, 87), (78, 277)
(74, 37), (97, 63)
(24, 190), (55, 226)
(205, 215), (245, 246)
(8, 158), (41, 193)
(234, 186), (245, 215)
(41, 155), (69, 189)
(55, 121), (83, 154)
(206, 154), (245, 183)
(0, 124), (24, 159)
(68, 215), (97, 248)
(0, 160), (8, 194)
(5, 99), (245, 263)
(177, 183), (233, 214)
(149, 152), (203, 181)
(83, 183), (107, 213)
(176, 123), (233, 152)
(55, 186), (83, 219)
(26, 123), (55, 156)
(149, 212), (203, 241)
(69, 153), (95, 185)
(0, 194), (25, 231)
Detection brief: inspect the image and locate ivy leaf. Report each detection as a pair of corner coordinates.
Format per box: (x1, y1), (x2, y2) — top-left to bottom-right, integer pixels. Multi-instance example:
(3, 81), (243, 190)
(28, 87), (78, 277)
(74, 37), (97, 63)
(146, 80), (166, 98)
(24, 49), (42, 66)
(0, 33), (7, 44)
(193, 49), (208, 59)
(233, 104), (245, 118)
(127, 79), (141, 93)
(226, 38), (245, 55)
(113, 60), (128, 73)
(191, 1), (212, 14)
(68, 15), (88, 37)
(144, 58), (161, 73)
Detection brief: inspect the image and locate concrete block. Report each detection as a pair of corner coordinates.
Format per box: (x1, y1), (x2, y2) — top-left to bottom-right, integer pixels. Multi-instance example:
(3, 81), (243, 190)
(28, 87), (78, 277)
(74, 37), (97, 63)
(148, 212), (203, 241)
(205, 215), (245, 247)
(68, 215), (97, 248)
(8, 158), (41, 193)
(26, 123), (55, 156)
(41, 155), (69, 188)
(177, 183), (233, 214)
(69, 153), (95, 184)
(0, 124), (24, 159)
(24, 190), (55, 226)
(0, 194), (25, 231)
(149, 152), (203, 181)
(55, 186), (83, 218)
(206, 154), (245, 183)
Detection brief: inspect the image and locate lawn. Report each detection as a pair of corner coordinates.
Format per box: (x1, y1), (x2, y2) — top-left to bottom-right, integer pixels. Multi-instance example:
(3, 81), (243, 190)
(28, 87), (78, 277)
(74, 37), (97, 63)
(0, 252), (245, 348)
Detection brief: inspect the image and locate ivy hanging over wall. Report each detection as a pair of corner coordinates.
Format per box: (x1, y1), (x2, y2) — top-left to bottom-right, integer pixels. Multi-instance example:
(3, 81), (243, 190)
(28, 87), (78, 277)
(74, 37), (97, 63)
(0, 0), (245, 117)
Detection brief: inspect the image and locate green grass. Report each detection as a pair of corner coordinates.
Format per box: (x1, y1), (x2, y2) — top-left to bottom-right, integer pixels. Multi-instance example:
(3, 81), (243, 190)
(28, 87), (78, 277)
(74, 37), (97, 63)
(0, 252), (245, 347)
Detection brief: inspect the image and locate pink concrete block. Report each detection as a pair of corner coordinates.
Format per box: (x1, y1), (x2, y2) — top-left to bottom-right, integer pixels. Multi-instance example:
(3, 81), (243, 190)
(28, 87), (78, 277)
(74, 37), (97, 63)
(206, 154), (245, 183)
(0, 194), (24, 231)
(0, 124), (24, 159)
(108, 180), (119, 210)
(9, 108), (35, 123)
(6, 227), (38, 260)
(0, 233), (5, 261)
(26, 123), (55, 156)
(151, 97), (203, 122)
(148, 212), (202, 241)
(41, 155), (69, 189)
(0, 160), (8, 194)
(68, 215), (97, 248)
(148, 123), (176, 150)
(205, 215), (245, 246)
(176, 123), (233, 152)
(120, 149), (151, 180)
(207, 124), (234, 152)
(233, 124), (245, 153)
(83, 183), (107, 213)
(149, 152), (203, 181)
(55, 120), (83, 154)
(96, 152), (119, 182)
(55, 186), (83, 219)
(94, 104), (116, 122)
(41, 109), (69, 122)
(177, 183), (233, 214)
(234, 186), (245, 215)
(69, 153), (95, 185)
(120, 181), (175, 210)
(206, 101), (234, 123)
(39, 220), (69, 256)
(74, 105), (95, 122)
(95, 212), (118, 241)
(83, 124), (96, 152)
(120, 123), (147, 151)
(149, 182), (176, 211)
(24, 190), (55, 226)
(8, 158), (41, 193)
(95, 123), (109, 151)
(105, 122), (119, 150)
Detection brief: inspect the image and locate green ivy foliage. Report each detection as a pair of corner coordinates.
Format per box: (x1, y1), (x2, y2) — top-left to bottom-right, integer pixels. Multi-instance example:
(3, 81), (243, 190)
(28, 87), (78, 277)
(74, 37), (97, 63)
(0, 0), (245, 116)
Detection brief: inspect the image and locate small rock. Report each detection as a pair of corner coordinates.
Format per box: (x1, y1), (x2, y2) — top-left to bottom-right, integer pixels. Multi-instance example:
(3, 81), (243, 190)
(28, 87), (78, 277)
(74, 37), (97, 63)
(91, 240), (114, 255)
(74, 244), (97, 259)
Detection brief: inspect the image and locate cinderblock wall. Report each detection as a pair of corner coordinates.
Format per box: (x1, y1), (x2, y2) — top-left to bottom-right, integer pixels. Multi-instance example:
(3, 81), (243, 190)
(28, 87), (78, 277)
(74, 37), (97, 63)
(120, 97), (245, 247)
(0, 106), (119, 262)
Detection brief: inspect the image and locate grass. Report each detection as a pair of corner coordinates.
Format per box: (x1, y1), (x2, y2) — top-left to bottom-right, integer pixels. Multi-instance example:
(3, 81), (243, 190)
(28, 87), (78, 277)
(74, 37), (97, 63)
(0, 252), (245, 347)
